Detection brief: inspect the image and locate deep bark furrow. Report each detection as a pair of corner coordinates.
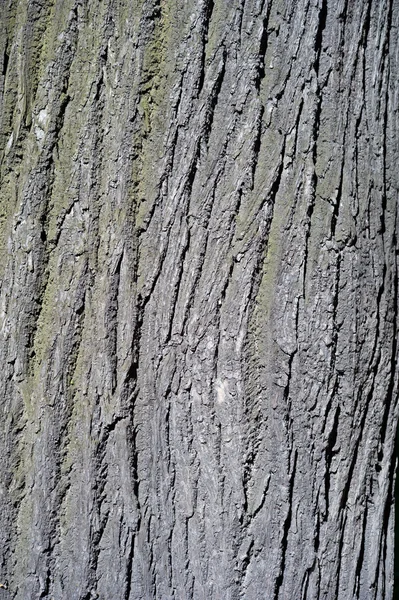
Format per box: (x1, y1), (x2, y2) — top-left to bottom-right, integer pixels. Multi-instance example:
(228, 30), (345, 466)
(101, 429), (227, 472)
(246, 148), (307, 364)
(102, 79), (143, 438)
(274, 449), (298, 600)
(0, 1), (397, 599)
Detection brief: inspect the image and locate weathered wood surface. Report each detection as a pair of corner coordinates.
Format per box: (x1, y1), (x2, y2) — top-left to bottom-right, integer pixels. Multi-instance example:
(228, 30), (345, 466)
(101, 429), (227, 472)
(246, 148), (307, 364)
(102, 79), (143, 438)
(0, 0), (398, 598)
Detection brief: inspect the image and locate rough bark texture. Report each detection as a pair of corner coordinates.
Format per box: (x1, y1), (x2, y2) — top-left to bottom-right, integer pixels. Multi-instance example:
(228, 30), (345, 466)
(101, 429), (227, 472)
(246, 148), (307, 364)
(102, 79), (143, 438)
(0, 0), (398, 599)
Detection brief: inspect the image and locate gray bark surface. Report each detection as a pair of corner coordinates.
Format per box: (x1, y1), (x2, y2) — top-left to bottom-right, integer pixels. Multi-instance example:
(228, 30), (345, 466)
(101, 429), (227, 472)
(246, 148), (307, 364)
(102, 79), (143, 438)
(0, 0), (398, 598)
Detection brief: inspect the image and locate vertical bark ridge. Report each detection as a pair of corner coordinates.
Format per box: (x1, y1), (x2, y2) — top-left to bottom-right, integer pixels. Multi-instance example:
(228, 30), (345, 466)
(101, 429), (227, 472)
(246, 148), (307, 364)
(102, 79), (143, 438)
(0, 1), (397, 599)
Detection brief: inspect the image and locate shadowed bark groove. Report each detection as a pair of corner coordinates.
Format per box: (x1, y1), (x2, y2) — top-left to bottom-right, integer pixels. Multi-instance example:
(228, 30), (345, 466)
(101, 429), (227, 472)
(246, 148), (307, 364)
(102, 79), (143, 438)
(0, 0), (398, 599)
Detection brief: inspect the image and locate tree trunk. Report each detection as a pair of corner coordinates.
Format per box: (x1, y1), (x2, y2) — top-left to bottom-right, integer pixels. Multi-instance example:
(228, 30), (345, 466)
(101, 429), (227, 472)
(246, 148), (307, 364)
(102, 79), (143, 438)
(0, 0), (398, 598)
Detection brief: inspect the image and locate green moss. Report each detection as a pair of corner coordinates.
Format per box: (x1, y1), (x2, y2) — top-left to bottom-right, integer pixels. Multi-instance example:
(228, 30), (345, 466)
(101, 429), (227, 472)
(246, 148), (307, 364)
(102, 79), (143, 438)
(11, 435), (36, 572)
(0, 172), (18, 279)
(255, 206), (285, 325)
(13, 493), (34, 568)
(61, 392), (89, 476)
(131, 1), (181, 233)
(31, 271), (57, 374)
(204, 1), (227, 64)
(24, 0), (57, 125)
(139, 0), (174, 134)
(46, 116), (79, 244)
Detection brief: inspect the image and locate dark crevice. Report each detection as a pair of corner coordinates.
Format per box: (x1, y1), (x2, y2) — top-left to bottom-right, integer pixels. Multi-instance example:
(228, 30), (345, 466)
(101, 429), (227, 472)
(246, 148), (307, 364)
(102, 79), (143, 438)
(377, 0), (395, 473)
(264, 141), (286, 211)
(330, 138), (346, 238)
(136, 135), (202, 317)
(241, 408), (263, 520)
(124, 535), (135, 600)
(165, 226), (190, 344)
(274, 449), (298, 600)
(302, 79), (322, 296)
(250, 105), (264, 188)
(202, 46), (227, 148)
(283, 348), (296, 445)
(324, 405), (340, 520)
(249, 474), (270, 521)
(1, 0), (397, 596)
(238, 538), (254, 580)
(255, 4), (272, 90)
(314, 0), (327, 77)
(289, 97), (304, 163)
(179, 159), (229, 338)
(394, 418), (399, 599)
(339, 363), (377, 514)
(119, 239), (143, 561)
(129, 423), (142, 517)
(321, 373), (339, 431)
(83, 407), (126, 593)
(314, 508), (320, 552)
(378, 421), (397, 599)
(378, 259), (397, 451)
(38, 568), (50, 598)
(360, 0), (372, 51)
(180, 225), (210, 336)
(312, 94), (323, 166)
(329, 251), (342, 375)
(335, 512), (347, 599)
(301, 558), (318, 600)
(106, 250), (124, 394)
(2, 47), (9, 77)
(197, 0), (215, 97)
(353, 503), (368, 598)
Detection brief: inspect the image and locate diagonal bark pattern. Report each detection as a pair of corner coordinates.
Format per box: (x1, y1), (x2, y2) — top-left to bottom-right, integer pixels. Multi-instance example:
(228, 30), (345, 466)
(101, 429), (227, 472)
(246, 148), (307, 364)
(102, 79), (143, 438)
(0, 0), (398, 598)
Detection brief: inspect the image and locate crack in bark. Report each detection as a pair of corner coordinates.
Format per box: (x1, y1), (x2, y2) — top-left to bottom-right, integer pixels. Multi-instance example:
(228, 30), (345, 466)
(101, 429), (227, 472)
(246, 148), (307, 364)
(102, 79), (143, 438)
(274, 449), (298, 600)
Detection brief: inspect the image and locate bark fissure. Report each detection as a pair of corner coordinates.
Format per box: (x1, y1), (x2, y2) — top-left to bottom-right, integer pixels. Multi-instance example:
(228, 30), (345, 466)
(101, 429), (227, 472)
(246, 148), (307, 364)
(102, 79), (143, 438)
(0, 1), (397, 598)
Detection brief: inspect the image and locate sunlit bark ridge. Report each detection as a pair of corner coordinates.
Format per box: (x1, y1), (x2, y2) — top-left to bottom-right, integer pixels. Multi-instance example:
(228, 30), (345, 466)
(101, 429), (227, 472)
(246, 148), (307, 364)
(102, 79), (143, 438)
(0, 1), (398, 598)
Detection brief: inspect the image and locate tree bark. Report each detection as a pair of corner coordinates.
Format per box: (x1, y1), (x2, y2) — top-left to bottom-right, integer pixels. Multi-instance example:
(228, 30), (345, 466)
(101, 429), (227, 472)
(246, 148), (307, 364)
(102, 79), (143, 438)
(0, 0), (398, 599)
